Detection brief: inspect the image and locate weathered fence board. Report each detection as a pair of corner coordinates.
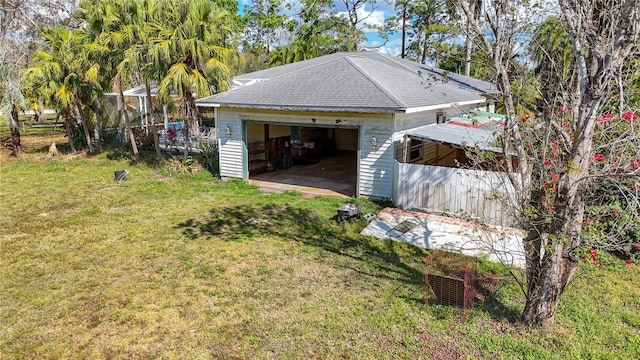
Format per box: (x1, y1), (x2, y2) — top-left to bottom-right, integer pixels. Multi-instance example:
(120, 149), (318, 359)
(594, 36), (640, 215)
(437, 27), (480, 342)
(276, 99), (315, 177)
(394, 161), (516, 226)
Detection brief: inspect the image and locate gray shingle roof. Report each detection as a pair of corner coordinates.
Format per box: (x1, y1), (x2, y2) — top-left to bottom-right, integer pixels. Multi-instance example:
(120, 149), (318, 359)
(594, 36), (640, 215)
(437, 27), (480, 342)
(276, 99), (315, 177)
(197, 52), (496, 113)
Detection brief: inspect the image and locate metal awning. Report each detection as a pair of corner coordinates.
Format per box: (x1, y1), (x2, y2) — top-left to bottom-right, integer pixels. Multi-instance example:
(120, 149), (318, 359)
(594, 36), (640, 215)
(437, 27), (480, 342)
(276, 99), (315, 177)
(121, 83), (181, 98)
(406, 119), (502, 153)
(118, 83), (176, 128)
(467, 109), (505, 121)
(122, 83), (160, 98)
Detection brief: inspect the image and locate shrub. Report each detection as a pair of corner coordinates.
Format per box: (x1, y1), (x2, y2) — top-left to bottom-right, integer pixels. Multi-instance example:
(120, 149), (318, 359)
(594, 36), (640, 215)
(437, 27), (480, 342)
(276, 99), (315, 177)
(194, 143), (219, 176)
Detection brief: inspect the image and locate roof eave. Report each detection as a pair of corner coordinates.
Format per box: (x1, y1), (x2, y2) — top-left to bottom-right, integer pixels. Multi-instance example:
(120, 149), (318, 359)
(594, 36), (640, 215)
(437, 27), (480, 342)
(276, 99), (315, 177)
(196, 102), (220, 108)
(403, 98), (486, 114)
(195, 102), (403, 114)
(196, 99), (486, 114)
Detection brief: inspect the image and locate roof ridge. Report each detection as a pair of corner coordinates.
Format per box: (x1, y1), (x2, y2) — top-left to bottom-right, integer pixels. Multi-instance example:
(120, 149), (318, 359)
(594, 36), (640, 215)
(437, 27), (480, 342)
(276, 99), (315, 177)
(373, 53), (493, 94)
(344, 56), (407, 108)
(374, 52), (423, 74)
(262, 53), (347, 82)
(422, 67), (489, 94)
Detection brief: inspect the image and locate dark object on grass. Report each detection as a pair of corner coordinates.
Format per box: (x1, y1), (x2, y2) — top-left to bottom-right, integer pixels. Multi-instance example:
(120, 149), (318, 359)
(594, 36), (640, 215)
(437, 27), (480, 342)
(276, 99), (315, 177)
(114, 170), (129, 183)
(337, 204), (361, 223)
(424, 253), (478, 310)
(425, 271), (476, 310)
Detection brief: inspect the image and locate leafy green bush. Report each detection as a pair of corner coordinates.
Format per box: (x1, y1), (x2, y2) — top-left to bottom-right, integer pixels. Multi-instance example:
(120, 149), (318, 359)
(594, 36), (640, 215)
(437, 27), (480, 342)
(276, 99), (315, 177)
(194, 142), (219, 176)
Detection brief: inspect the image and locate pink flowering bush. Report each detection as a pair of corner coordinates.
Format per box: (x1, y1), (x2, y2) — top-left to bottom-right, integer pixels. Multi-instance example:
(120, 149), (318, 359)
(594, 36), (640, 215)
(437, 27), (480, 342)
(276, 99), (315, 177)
(518, 110), (639, 265)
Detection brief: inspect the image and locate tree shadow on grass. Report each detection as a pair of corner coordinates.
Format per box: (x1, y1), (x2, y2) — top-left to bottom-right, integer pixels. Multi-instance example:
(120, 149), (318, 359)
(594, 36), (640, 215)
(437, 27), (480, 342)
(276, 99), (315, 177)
(474, 287), (523, 323)
(104, 146), (162, 167)
(175, 202), (523, 322)
(176, 203), (426, 288)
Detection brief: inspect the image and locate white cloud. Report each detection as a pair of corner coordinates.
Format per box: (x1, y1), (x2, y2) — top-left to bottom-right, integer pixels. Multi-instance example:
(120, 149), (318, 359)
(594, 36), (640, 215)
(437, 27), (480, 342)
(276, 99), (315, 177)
(337, 5), (386, 33)
(365, 37), (402, 57)
(378, 38), (403, 57)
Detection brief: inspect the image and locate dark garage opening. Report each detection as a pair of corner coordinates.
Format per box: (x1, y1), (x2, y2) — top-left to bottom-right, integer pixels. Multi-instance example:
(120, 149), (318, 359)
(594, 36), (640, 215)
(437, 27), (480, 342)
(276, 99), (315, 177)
(245, 122), (358, 197)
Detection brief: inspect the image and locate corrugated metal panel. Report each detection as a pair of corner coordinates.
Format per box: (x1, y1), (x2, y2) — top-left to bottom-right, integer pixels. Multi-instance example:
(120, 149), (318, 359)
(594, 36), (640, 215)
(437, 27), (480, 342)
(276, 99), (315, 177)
(360, 120), (394, 198)
(218, 111), (245, 179)
(361, 208), (525, 268)
(406, 122), (501, 153)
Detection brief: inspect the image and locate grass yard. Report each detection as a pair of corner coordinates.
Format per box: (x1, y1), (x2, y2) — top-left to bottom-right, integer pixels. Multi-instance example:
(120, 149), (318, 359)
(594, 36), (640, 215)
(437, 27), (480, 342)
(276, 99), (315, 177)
(1, 133), (639, 359)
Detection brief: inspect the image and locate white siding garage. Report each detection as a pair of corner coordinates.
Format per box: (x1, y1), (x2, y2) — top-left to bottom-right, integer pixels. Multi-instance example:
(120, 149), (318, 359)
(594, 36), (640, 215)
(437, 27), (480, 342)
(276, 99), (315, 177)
(360, 120), (394, 198)
(215, 108), (395, 198)
(217, 110), (244, 179)
(197, 52), (496, 200)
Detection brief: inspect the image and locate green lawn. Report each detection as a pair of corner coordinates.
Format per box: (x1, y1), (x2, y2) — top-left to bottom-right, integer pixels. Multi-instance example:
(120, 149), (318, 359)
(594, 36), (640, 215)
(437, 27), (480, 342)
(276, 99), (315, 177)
(1, 134), (639, 359)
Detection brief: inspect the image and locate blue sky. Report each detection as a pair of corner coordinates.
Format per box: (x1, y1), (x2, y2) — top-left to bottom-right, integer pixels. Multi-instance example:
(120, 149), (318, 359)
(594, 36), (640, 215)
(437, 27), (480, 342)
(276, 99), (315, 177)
(235, 0), (557, 61)
(237, 0), (403, 56)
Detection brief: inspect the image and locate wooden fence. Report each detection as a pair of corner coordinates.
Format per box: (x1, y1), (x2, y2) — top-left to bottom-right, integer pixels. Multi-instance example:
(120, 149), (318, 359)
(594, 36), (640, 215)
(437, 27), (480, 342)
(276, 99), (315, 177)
(393, 161), (517, 226)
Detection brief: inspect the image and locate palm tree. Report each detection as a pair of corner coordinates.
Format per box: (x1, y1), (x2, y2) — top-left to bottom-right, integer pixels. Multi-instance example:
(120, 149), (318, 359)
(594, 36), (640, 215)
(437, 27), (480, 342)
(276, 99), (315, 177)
(531, 17), (574, 83)
(84, 0), (165, 162)
(269, 36), (322, 66)
(149, 0), (240, 158)
(531, 17), (575, 121)
(136, 0), (164, 162)
(23, 27), (99, 154)
(104, 0), (165, 162)
(77, 0), (141, 161)
(531, 17), (574, 94)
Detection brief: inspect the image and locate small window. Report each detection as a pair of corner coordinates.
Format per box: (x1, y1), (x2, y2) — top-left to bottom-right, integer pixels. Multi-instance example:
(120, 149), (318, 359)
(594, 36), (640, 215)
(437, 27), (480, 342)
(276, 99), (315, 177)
(436, 112), (446, 124)
(409, 138), (423, 162)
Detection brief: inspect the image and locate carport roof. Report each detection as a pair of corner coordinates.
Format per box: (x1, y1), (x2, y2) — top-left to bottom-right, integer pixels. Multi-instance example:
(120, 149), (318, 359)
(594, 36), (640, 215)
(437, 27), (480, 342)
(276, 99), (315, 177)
(197, 52), (497, 113)
(119, 82), (179, 98)
(406, 115), (503, 153)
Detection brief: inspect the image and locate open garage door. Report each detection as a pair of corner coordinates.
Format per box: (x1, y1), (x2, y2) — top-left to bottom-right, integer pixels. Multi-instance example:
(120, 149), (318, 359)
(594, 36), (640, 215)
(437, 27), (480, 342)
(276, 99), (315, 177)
(245, 122), (358, 197)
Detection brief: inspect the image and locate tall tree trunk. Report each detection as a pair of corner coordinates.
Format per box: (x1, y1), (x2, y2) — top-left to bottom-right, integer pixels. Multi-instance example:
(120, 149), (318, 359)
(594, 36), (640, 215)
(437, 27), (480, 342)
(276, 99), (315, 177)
(522, 94), (601, 326)
(497, 64), (531, 198)
(420, 30), (429, 64)
(93, 101), (102, 152)
(522, 175), (583, 326)
(74, 99), (95, 154)
(521, 234), (579, 326)
(36, 101), (46, 122)
(145, 81), (162, 162)
(65, 115), (76, 153)
(456, 0), (639, 328)
(181, 90), (199, 159)
(401, 4), (407, 59)
(464, 22), (473, 76)
(9, 103), (21, 155)
(117, 86), (140, 162)
(521, 0), (638, 326)
(182, 123), (191, 159)
(616, 65), (625, 115)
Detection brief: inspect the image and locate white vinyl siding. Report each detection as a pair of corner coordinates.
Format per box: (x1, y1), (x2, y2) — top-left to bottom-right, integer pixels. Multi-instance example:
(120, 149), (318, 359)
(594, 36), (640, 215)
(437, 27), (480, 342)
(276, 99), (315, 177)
(393, 106), (469, 138)
(360, 120), (394, 198)
(218, 111), (245, 179)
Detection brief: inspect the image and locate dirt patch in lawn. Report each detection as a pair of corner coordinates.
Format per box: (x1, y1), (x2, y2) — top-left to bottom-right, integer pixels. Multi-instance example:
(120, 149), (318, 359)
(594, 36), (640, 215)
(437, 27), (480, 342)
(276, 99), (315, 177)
(1, 133), (68, 160)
